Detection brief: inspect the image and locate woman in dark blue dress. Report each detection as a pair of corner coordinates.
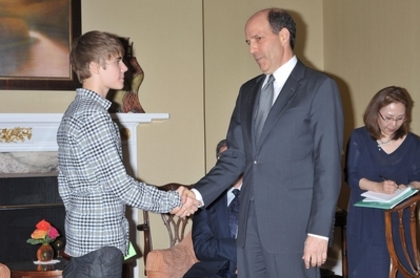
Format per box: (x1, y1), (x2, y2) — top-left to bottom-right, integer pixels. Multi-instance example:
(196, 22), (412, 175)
(345, 86), (420, 278)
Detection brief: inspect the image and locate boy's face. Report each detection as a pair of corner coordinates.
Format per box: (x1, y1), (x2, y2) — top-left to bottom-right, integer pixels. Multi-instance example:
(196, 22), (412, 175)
(98, 54), (128, 91)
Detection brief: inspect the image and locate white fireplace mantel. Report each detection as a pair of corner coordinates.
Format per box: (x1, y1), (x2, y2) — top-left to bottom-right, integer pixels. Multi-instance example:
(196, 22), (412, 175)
(0, 113), (169, 152)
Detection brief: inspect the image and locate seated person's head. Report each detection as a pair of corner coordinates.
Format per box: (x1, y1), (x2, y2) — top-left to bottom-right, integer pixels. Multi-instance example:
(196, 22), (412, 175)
(216, 139), (228, 159)
(216, 139), (242, 188)
(70, 30), (125, 83)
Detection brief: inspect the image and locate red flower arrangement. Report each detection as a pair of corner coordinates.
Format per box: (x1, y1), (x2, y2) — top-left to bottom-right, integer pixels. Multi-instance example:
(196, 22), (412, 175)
(26, 219), (60, 245)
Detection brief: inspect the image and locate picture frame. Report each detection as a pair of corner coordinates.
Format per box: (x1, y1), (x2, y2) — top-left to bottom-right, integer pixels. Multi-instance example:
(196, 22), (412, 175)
(0, 0), (81, 90)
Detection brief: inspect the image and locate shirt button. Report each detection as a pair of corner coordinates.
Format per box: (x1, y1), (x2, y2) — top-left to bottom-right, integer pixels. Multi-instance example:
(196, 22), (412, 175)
(254, 160), (258, 164)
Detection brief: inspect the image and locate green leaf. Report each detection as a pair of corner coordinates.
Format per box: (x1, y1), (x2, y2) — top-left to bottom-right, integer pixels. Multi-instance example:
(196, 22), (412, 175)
(27, 238), (42, 245)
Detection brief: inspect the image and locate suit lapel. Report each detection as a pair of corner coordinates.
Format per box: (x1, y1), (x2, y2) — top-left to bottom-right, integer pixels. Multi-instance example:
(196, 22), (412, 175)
(257, 61), (305, 145)
(244, 75), (265, 147)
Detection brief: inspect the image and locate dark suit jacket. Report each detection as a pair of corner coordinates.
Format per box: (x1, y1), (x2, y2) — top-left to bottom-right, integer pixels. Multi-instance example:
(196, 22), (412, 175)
(184, 191), (237, 278)
(194, 60), (344, 256)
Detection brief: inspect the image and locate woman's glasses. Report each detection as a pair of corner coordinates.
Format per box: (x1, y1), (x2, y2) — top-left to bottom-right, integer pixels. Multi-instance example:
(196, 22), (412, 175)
(378, 111), (405, 123)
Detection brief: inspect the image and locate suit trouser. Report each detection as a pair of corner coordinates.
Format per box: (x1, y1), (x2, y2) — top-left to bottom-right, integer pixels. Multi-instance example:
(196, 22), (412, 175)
(237, 200), (320, 278)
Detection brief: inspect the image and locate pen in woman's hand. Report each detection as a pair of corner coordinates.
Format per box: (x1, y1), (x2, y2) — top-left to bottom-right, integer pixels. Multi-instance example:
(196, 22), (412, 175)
(379, 175), (399, 189)
(379, 175), (388, 181)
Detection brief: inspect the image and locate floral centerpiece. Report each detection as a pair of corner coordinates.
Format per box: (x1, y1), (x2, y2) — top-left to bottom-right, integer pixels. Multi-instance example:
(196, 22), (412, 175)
(27, 219), (60, 262)
(27, 219), (60, 245)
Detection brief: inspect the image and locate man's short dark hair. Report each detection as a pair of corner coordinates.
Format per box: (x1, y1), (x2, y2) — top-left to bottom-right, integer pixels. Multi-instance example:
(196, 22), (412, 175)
(216, 139), (227, 159)
(267, 8), (296, 50)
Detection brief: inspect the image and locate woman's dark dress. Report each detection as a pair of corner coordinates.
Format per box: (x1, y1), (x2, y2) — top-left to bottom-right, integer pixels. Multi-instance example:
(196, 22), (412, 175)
(345, 127), (420, 278)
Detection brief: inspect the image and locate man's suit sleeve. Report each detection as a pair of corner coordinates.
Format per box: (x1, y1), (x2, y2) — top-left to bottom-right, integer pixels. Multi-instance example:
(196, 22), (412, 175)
(194, 89), (246, 207)
(307, 76), (344, 237)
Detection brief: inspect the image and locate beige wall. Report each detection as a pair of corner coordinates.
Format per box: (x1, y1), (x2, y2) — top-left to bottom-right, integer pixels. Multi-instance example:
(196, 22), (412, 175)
(2, 0), (420, 276)
(324, 0), (420, 209)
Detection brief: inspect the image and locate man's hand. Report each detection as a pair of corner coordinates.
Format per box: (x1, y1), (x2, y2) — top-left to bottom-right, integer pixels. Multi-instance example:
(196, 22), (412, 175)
(177, 186), (197, 204)
(302, 235), (328, 269)
(170, 186), (200, 218)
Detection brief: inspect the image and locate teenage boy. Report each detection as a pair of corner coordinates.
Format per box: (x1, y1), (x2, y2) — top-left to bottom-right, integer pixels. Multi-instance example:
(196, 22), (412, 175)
(57, 30), (199, 278)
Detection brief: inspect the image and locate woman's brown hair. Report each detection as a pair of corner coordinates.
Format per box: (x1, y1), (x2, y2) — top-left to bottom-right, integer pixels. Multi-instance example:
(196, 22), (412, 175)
(363, 86), (412, 140)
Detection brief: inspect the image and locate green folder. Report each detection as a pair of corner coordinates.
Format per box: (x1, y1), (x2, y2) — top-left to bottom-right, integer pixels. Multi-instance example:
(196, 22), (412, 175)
(354, 188), (418, 210)
(124, 241), (137, 261)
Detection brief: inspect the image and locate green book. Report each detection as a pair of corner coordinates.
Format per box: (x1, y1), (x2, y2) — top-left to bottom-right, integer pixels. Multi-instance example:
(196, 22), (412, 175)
(354, 188), (418, 210)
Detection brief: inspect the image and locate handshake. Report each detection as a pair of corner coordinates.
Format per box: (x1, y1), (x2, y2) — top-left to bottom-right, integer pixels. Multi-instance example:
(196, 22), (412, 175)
(170, 186), (202, 218)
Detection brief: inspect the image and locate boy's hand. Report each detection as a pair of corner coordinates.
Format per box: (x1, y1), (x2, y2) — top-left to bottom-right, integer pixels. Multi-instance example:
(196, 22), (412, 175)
(170, 206), (181, 215)
(171, 186), (200, 218)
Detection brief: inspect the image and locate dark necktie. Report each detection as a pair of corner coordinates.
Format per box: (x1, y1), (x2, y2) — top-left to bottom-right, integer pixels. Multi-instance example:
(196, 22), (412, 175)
(228, 189), (240, 239)
(255, 74), (275, 142)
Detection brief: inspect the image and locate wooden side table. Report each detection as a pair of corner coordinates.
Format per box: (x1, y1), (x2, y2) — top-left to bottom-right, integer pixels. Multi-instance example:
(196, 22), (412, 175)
(6, 260), (67, 278)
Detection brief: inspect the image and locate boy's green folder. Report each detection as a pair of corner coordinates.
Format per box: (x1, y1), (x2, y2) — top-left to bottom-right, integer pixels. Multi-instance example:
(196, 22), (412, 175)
(354, 188), (418, 210)
(124, 241), (137, 261)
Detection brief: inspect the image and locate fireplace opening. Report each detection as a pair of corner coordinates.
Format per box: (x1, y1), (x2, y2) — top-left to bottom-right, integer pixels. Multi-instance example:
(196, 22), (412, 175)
(0, 176), (65, 263)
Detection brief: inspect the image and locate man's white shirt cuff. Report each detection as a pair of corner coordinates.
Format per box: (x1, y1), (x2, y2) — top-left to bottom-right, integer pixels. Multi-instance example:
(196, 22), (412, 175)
(191, 188), (204, 207)
(308, 233), (328, 241)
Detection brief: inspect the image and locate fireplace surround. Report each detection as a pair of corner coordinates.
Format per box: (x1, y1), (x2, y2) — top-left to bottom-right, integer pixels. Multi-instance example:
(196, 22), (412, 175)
(0, 113), (169, 278)
(0, 175), (64, 263)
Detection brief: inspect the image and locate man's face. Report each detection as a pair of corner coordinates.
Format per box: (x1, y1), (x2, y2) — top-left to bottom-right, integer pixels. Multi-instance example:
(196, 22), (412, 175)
(99, 55), (128, 91)
(245, 12), (286, 74)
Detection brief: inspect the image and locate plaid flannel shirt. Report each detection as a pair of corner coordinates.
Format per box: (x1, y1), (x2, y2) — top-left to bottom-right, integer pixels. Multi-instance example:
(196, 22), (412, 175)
(57, 88), (182, 257)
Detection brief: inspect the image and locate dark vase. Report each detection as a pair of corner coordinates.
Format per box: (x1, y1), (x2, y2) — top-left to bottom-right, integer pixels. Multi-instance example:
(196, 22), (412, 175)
(37, 243), (54, 262)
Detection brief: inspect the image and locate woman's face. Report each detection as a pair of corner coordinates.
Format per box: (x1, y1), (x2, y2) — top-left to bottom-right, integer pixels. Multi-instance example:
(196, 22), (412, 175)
(377, 102), (406, 137)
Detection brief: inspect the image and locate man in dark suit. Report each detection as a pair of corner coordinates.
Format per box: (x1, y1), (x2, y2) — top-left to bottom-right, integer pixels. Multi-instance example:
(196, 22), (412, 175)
(184, 139), (241, 278)
(189, 8), (344, 278)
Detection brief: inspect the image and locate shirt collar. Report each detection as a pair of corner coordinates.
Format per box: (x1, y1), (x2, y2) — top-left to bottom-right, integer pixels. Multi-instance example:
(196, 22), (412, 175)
(76, 88), (112, 110)
(228, 184), (242, 194)
(227, 185), (241, 205)
(271, 55), (298, 85)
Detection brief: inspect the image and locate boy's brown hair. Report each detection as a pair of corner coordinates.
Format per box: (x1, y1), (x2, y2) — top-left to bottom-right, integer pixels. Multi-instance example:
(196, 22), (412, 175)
(70, 30), (124, 83)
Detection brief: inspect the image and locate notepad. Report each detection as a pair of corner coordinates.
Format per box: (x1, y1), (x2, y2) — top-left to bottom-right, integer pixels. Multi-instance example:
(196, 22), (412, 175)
(354, 187), (418, 210)
(361, 187), (416, 203)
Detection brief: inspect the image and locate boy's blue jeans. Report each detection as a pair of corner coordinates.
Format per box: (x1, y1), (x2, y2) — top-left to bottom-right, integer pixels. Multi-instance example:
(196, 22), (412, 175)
(63, 247), (123, 278)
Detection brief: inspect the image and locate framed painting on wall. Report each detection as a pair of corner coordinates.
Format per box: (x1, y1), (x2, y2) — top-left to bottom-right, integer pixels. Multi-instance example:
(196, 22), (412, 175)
(0, 0), (81, 90)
